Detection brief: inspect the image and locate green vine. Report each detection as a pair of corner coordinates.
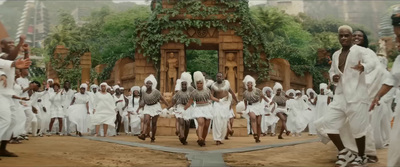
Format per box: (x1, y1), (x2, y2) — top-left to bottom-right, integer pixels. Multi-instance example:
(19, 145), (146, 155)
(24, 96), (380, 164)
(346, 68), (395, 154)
(135, 0), (269, 81)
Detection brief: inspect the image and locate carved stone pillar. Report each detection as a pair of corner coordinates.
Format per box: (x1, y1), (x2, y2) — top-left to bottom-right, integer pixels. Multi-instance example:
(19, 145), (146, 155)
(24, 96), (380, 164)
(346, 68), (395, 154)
(80, 52), (91, 84)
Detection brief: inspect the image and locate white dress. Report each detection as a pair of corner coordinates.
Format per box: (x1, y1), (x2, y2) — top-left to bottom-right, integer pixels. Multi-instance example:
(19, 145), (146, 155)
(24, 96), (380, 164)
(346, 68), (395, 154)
(263, 96), (279, 127)
(315, 94), (329, 119)
(307, 97), (317, 134)
(286, 98), (311, 134)
(91, 92), (116, 127)
(128, 96), (141, 135)
(68, 93), (89, 133)
(12, 84), (26, 136)
(49, 91), (64, 118)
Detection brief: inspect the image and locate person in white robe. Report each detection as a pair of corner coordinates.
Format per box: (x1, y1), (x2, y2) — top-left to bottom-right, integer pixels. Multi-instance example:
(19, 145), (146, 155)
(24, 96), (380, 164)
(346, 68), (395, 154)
(210, 72), (238, 145)
(306, 88), (317, 135)
(314, 83), (331, 120)
(0, 56), (31, 157)
(68, 84), (90, 136)
(286, 90), (311, 137)
(113, 85), (128, 135)
(61, 81), (75, 136)
(10, 80), (28, 143)
(262, 86), (278, 136)
(128, 86), (141, 135)
(315, 25), (377, 167)
(370, 10), (400, 167)
(92, 83), (117, 137)
(47, 83), (64, 135)
(16, 69), (32, 138)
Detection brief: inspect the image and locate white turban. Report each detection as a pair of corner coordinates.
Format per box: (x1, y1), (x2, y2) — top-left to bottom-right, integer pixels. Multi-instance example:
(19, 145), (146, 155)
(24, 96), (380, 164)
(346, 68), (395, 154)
(113, 85), (120, 90)
(144, 74), (157, 90)
(306, 88), (316, 97)
(286, 89), (295, 97)
(242, 75), (256, 90)
(131, 86), (140, 92)
(320, 83), (328, 94)
(47, 79), (54, 83)
(180, 72), (192, 86)
(193, 71), (206, 89)
(273, 82), (283, 94)
(295, 90), (301, 94)
(175, 79), (182, 91)
(262, 86), (273, 95)
(90, 84), (98, 89)
(80, 83), (88, 89)
(100, 82), (108, 87)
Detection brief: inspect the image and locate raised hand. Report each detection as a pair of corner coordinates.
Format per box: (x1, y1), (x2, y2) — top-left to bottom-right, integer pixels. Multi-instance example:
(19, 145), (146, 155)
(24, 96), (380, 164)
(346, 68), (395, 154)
(14, 58), (32, 69)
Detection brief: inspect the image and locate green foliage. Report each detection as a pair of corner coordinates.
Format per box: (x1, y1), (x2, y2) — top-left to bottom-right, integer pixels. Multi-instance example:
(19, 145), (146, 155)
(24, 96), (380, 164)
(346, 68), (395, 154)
(135, 0), (270, 81)
(186, 50), (218, 78)
(44, 12), (88, 87)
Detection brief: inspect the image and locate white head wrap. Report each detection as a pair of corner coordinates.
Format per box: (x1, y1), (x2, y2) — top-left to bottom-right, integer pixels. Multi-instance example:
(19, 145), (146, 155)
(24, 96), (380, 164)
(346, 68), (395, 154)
(113, 85), (120, 91)
(242, 75), (256, 90)
(131, 86), (140, 93)
(262, 86), (273, 95)
(306, 88), (316, 97)
(319, 83), (328, 94)
(286, 89), (295, 97)
(180, 72), (192, 86)
(144, 74), (157, 90)
(295, 90), (301, 94)
(193, 71), (206, 90)
(100, 82), (108, 87)
(90, 84), (98, 89)
(273, 82), (283, 94)
(47, 79), (54, 83)
(175, 79), (182, 91)
(80, 83), (88, 89)
(120, 87), (124, 90)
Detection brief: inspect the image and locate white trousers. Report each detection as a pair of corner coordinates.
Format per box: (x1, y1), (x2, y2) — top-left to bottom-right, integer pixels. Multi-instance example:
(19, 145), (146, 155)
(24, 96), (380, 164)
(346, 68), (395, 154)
(24, 109), (35, 134)
(388, 108), (400, 166)
(0, 95), (14, 140)
(12, 105), (26, 136)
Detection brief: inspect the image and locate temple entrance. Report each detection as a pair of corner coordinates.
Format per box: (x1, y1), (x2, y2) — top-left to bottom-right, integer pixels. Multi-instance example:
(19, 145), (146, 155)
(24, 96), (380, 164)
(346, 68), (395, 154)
(186, 50), (218, 80)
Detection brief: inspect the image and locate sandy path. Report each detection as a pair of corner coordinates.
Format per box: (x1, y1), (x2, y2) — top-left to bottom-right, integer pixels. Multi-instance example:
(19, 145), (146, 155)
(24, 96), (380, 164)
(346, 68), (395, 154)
(114, 131), (318, 151)
(1, 136), (188, 167)
(224, 142), (388, 167)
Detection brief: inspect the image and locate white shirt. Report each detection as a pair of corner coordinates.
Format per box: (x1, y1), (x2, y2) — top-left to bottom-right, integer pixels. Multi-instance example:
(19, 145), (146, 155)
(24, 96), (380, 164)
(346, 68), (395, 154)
(16, 77), (30, 98)
(329, 45), (377, 103)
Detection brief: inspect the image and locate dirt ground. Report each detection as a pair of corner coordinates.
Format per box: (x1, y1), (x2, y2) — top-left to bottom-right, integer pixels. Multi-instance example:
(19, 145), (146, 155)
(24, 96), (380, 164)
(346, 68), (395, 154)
(1, 131), (389, 167)
(1, 136), (188, 167)
(115, 131), (318, 151)
(224, 142), (388, 167)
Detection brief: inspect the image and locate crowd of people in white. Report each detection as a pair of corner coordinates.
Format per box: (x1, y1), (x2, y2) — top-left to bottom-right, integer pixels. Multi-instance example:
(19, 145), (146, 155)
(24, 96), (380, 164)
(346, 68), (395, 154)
(0, 6), (399, 167)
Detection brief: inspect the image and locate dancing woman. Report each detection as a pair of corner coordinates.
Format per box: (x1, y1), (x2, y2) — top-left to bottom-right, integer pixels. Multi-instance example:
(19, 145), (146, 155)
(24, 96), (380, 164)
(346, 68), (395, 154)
(271, 82), (290, 139)
(48, 83), (64, 135)
(184, 71), (219, 147)
(137, 74), (170, 142)
(128, 86), (141, 136)
(92, 83), (116, 137)
(169, 72), (194, 145)
(68, 84), (90, 137)
(242, 75), (268, 143)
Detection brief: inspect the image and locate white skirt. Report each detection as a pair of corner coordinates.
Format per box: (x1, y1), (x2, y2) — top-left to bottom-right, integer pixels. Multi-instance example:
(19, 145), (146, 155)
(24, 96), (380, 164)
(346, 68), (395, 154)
(50, 106), (64, 118)
(275, 107), (287, 115)
(192, 103), (213, 120)
(91, 110), (116, 127)
(68, 104), (88, 133)
(142, 103), (162, 117)
(175, 104), (192, 120)
(246, 102), (263, 116)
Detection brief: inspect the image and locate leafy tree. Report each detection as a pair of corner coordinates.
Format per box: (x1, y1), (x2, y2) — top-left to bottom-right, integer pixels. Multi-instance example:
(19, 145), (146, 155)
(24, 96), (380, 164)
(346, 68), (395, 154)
(186, 50), (218, 79)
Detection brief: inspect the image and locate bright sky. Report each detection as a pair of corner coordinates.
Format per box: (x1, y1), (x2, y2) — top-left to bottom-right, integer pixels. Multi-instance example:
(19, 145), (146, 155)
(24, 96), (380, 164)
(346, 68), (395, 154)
(113, 0), (267, 6)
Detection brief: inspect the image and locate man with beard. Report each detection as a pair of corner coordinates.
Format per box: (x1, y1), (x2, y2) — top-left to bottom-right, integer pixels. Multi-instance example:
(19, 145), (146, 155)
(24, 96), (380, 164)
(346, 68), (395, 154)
(210, 72), (238, 145)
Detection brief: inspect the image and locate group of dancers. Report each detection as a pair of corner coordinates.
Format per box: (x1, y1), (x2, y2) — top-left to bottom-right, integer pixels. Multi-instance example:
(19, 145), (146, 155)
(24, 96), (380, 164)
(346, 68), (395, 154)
(0, 8), (400, 167)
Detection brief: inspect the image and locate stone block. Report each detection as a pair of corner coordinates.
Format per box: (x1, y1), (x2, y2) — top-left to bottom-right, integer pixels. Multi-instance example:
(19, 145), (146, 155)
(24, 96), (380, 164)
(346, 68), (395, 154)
(157, 117), (172, 127)
(156, 126), (175, 136)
